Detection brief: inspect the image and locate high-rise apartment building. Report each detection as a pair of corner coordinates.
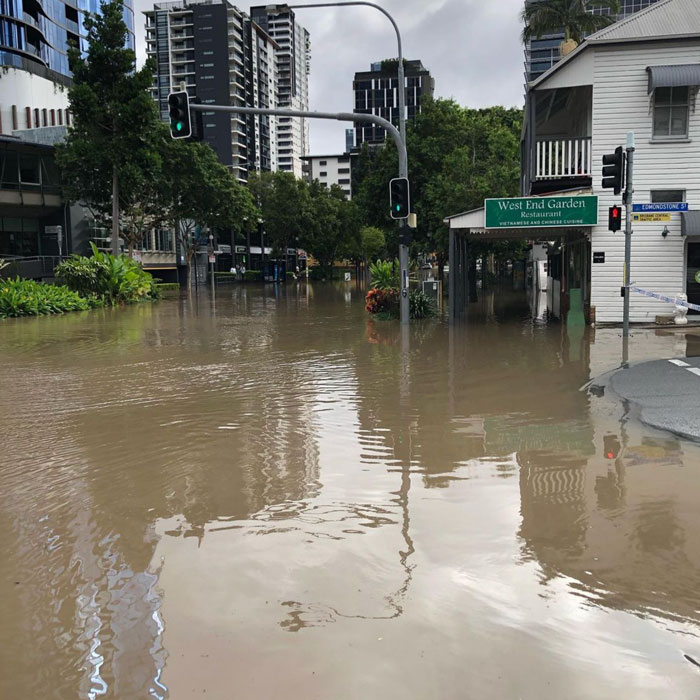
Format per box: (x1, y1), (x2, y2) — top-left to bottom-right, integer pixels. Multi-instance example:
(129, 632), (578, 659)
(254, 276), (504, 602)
(251, 6), (310, 177)
(145, 0), (279, 182)
(524, 0), (662, 82)
(352, 59), (434, 148)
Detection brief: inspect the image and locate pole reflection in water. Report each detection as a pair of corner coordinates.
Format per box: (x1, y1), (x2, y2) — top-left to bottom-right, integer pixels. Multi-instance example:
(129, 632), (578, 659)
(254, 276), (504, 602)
(1, 283), (700, 699)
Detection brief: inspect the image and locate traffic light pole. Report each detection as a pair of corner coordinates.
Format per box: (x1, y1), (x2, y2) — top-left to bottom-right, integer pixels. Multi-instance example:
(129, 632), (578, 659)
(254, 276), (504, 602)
(191, 102), (410, 323)
(623, 132), (635, 342)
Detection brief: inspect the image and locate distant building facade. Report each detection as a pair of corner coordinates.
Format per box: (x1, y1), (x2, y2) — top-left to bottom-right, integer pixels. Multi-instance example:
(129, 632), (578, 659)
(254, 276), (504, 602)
(302, 154), (352, 199)
(524, 0), (663, 82)
(145, 0), (279, 183)
(251, 5), (310, 177)
(352, 59), (434, 148)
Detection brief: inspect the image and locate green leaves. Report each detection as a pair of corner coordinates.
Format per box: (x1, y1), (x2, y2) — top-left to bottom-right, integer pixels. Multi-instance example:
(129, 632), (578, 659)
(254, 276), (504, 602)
(369, 259), (399, 290)
(55, 244), (159, 305)
(0, 278), (96, 318)
(520, 0), (621, 44)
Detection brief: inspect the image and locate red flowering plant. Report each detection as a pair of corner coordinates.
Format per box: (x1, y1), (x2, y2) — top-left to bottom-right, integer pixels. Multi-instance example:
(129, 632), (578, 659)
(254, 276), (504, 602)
(365, 287), (398, 316)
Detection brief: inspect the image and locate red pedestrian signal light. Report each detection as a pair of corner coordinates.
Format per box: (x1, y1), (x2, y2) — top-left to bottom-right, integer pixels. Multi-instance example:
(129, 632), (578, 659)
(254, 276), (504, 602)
(608, 205), (622, 232)
(603, 435), (621, 460)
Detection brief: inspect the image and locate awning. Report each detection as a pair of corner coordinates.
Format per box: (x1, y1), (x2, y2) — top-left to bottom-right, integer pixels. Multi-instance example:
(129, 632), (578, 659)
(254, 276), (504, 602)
(647, 64), (700, 94)
(681, 210), (700, 236)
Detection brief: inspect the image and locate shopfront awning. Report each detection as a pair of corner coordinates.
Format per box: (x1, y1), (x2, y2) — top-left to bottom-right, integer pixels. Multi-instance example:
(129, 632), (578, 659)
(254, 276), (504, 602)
(681, 210), (700, 236)
(647, 64), (700, 93)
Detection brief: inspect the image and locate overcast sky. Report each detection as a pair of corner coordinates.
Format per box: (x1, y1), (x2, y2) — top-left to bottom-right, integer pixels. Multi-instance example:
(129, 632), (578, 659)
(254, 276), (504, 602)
(133, 0), (526, 155)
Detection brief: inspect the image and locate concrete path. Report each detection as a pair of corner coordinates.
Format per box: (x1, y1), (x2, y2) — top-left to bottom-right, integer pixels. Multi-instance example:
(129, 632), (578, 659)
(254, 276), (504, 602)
(611, 357), (700, 441)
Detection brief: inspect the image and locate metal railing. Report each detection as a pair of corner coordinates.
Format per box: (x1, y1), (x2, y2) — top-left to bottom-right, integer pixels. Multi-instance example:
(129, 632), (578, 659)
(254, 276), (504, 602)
(535, 137), (592, 180)
(0, 255), (66, 280)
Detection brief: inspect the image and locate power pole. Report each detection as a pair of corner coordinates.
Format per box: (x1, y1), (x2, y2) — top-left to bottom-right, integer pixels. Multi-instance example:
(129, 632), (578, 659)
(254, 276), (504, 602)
(623, 131), (635, 341)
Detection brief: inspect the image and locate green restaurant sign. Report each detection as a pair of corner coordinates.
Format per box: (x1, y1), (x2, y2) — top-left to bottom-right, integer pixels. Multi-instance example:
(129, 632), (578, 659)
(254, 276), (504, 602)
(485, 195), (598, 229)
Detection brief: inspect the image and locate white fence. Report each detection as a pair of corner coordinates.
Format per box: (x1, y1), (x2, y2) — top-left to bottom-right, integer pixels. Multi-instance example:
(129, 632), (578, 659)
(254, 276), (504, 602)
(535, 137), (592, 180)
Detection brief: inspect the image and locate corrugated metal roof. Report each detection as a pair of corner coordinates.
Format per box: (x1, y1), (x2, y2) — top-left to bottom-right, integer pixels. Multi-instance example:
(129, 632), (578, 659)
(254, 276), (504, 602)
(681, 211), (700, 237)
(588, 0), (700, 43)
(647, 64), (700, 93)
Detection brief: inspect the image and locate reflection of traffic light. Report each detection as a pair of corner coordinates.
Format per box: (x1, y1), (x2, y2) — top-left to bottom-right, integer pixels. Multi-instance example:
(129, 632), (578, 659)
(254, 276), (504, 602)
(168, 91), (191, 139)
(603, 434), (621, 460)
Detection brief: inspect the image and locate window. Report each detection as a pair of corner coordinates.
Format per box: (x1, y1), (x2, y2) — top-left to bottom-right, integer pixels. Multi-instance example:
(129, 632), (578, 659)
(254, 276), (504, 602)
(653, 87), (689, 139)
(651, 190), (686, 203)
(338, 168), (350, 174)
(319, 160), (327, 165)
(319, 171), (327, 177)
(338, 178), (350, 185)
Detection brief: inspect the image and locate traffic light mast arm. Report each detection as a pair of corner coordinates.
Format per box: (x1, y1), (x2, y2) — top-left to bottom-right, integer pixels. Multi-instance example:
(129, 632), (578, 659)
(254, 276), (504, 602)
(189, 103), (407, 178)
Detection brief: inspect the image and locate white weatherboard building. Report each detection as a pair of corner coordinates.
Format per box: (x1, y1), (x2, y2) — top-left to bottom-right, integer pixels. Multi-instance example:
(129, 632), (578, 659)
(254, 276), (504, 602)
(448, 0), (700, 324)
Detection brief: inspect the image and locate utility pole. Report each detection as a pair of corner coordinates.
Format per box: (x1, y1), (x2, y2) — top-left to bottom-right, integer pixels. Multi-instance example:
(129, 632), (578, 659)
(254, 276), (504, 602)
(623, 131), (635, 341)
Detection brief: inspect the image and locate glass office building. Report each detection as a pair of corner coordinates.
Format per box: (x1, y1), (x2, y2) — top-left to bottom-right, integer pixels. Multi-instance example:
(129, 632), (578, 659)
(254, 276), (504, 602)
(0, 0), (135, 81)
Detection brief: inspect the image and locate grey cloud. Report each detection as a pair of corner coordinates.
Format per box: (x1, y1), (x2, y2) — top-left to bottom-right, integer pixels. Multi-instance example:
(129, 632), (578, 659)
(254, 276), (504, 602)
(132, 0), (525, 154)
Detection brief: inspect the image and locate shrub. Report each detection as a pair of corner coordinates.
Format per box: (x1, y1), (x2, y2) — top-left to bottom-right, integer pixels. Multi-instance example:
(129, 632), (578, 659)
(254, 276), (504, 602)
(369, 259), (399, 290)
(55, 243), (159, 305)
(365, 287), (399, 317)
(155, 282), (180, 292)
(244, 270), (261, 280)
(409, 289), (436, 319)
(0, 278), (101, 319)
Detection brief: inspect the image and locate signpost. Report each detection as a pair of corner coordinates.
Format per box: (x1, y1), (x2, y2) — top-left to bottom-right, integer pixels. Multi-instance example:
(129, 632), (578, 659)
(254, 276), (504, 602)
(633, 213), (672, 223)
(484, 195), (598, 229)
(632, 202), (687, 212)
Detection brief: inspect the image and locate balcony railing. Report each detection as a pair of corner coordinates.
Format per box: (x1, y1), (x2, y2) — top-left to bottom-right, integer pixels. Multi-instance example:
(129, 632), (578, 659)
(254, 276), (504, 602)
(535, 137), (592, 181)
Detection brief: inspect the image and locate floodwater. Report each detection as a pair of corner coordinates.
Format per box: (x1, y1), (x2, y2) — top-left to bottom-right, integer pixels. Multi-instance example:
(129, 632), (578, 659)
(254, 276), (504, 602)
(1, 283), (700, 699)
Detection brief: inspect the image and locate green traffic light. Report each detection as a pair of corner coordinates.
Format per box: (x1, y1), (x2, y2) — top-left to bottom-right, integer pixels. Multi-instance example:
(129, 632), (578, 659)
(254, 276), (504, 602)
(176, 122), (183, 132)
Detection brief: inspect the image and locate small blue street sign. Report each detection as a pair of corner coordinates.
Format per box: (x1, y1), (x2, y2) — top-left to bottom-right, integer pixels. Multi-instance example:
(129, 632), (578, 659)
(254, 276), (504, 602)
(632, 202), (688, 212)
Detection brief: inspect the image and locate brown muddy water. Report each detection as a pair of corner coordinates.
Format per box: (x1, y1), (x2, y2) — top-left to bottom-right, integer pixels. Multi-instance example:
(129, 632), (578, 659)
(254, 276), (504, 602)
(1, 283), (700, 699)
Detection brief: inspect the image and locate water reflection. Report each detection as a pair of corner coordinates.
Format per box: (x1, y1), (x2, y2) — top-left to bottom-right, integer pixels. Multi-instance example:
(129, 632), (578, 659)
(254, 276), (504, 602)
(1, 283), (700, 698)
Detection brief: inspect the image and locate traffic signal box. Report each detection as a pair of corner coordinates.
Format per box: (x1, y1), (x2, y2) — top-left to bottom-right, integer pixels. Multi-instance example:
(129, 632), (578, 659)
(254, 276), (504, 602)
(389, 177), (410, 220)
(608, 205), (622, 232)
(168, 91), (191, 139)
(602, 146), (625, 196)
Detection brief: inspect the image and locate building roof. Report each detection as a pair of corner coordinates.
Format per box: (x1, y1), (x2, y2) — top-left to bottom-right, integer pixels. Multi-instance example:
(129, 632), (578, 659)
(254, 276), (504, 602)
(301, 154), (350, 160)
(529, 0), (700, 91)
(587, 0), (700, 43)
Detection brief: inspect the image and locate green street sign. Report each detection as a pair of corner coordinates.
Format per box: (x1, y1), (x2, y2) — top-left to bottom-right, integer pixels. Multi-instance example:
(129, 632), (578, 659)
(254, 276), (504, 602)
(485, 195), (599, 229)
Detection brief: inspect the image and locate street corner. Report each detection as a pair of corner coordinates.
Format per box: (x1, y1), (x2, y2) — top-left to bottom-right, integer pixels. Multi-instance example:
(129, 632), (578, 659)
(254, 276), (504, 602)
(609, 357), (700, 442)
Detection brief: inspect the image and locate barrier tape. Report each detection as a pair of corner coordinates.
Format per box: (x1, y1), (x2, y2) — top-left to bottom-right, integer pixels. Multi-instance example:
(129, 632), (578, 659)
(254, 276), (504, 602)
(630, 286), (700, 312)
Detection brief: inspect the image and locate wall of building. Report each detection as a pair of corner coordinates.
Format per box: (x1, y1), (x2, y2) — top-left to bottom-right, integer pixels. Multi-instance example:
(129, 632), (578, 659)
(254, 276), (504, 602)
(590, 40), (700, 323)
(304, 155), (352, 198)
(0, 68), (70, 136)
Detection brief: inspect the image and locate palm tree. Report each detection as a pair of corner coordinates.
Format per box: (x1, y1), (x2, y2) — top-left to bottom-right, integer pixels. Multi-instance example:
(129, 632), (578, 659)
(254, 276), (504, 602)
(521, 0), (622, 46)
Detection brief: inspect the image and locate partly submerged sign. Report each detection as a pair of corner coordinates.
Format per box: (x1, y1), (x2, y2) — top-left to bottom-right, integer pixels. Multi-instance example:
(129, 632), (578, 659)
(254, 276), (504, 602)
(485, 195), (598, 229)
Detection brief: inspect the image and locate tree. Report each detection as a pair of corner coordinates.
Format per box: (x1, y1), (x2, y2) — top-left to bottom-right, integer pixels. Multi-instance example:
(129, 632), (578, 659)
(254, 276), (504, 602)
(248, 172), (311, 258)
(353, 98), (524, 276)
(55, 0), (161, 255)
(300, 183), (359, 279)
(521, 0), (621, 46)
(163, 139), (259, 287)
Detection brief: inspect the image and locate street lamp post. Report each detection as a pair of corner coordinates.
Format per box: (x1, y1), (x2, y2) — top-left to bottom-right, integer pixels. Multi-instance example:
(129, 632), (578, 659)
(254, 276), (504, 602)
(265, 2), (409, 324)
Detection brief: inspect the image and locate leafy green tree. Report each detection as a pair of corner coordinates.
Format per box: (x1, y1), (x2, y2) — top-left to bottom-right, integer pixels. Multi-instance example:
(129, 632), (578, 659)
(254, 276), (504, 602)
(360, 226), (386, 264)
(521, 0), (621, 45)
(162, 139), (258, 286)
(248, 171), (311, 258)
(55, 0), (161, 255)
(353, 98), (524, 276)
(300, 182), (359, 279)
